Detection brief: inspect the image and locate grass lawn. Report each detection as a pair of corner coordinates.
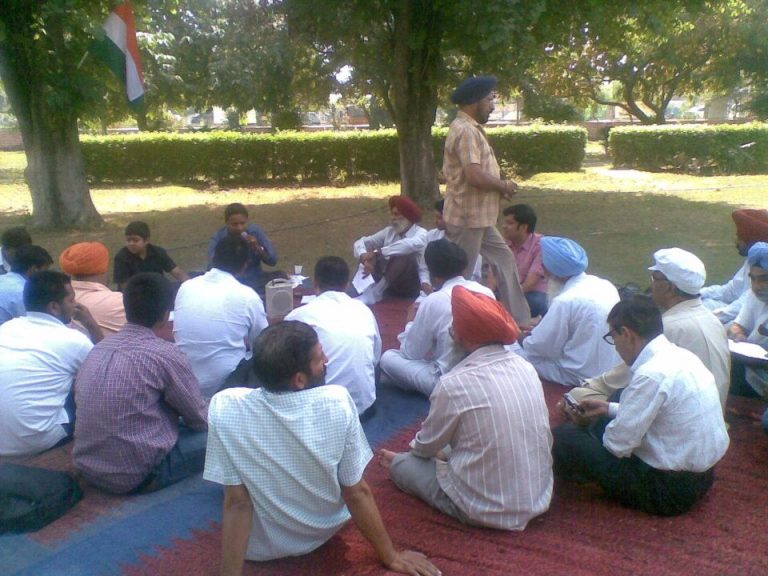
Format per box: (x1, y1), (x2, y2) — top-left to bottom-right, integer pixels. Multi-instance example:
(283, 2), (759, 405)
(1, 149), (766, 289)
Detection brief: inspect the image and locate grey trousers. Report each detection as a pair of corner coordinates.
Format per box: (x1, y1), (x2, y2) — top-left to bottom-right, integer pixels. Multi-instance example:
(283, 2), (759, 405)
(390, 452), (474, 525)
(446, 224), (531, 325)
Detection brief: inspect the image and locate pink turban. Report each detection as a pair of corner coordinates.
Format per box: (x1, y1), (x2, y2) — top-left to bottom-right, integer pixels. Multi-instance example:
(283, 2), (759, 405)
(388, 196), (422, 223)
(451, 285), (520, 346)
(59, 242), (109, 275)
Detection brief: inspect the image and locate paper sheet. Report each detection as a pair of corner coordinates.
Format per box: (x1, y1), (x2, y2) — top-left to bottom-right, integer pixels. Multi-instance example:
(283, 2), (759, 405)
(729, 340), (768, 360)
(352, 264), (375, 294)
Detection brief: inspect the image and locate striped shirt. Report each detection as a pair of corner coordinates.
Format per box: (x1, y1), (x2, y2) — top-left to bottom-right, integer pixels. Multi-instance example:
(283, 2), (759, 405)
(73, 323), (208, 494)
(443, 111), (503, 228)
(412, 344), (553, 530)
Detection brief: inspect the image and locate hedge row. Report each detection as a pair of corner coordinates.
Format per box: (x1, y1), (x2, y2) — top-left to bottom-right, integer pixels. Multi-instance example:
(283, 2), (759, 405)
(81, 125), (586, 185)
(609, 123), (768, 174)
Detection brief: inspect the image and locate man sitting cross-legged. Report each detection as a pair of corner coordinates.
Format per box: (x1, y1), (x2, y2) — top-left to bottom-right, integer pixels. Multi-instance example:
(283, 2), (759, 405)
(0, 271), (102, 456)
(74, 273), (209, 495)
(352, 195), (427, 305)
(203, 321), (440, 576)
(59, 241), (127, 336)
(569, 248), (730, 411)
(285, 256), (381, 417)
(381, 286), (553, 530)
(174, 235), (268, 398)
(517, 236), (620, 386)
(553, 295), (729, 517)
(380, 239), (494, 396)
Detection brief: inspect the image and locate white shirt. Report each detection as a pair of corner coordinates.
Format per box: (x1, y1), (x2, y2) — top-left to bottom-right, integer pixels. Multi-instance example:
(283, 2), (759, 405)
(353, 223), (427, 259)
(285, 290), (381, 414)
(0, 312), (93, 456)
(174, 269), (268, 397)
(412, 345), (553, 530)
(398, 276), (494, 376)
(604, 335), (729, 472)
(734, 290), (768, 347)
(204, 385), (372, 561)
(417, 228), (482, 285)
(701, 259), (749, 305)
(522, 272), (621, 385)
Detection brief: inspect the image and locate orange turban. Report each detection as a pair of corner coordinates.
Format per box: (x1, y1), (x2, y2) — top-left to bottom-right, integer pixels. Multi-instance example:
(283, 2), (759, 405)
(388, 195), (422, 223)
(451, 285), (520, 346)
(733, 209), (768, 245)
(59, 242), (109, 275)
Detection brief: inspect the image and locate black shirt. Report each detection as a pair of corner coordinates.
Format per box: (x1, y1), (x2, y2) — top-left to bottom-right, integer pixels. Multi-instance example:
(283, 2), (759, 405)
(113, 244), (177, 285)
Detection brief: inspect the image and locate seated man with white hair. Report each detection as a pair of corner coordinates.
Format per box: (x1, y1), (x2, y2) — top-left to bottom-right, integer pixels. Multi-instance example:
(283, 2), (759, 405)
(517, 237), (620, 386)
(570, 248), (730, 411)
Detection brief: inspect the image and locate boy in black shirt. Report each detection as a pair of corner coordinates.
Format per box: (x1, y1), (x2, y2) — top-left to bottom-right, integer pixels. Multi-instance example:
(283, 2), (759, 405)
(113, 222), (189, 290)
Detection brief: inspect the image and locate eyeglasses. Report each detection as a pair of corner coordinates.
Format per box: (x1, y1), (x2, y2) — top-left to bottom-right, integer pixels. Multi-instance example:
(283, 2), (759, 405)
(649, 273), (669, 284)
(602, 327), (621, 345)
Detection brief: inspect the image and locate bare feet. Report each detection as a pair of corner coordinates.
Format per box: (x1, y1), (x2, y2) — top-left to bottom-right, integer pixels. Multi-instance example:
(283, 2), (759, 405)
(379, 449), (398, 469)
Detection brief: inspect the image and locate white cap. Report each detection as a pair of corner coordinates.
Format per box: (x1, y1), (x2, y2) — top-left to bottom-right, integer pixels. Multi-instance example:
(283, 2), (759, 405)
(648, 248), (706, 295)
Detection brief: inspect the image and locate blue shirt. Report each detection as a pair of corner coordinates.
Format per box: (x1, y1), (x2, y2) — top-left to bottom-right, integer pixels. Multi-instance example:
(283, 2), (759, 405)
(0, 272), (26, 324)
(207, 224), (277, 288)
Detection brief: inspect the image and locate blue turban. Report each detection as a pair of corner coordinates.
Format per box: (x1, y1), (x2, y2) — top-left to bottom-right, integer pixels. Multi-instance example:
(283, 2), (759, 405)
(541, 237), (588, 278)
(747, 241), (768, 269)
(451, 76), (497, 105)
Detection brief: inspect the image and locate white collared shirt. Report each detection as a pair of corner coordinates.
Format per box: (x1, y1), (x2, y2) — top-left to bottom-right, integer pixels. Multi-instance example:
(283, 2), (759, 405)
(522, 272), (621, 385)
(174, 269), (268, 397)
(0, 312), (93, 456)
(353, 223), (427, 259)
(701, 259), (749, 305)
(417, 228), (482, 285)
(604, 335), (729, 472)
(285, 290), (381, 414)
(397, 276), (494, 376)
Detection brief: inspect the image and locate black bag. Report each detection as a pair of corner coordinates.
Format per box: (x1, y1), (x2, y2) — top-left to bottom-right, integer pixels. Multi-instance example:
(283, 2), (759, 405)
(0, 463), (83, 533)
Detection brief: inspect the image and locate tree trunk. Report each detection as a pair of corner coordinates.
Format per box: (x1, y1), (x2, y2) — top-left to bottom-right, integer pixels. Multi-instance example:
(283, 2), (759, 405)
(389, 0), (443, 207)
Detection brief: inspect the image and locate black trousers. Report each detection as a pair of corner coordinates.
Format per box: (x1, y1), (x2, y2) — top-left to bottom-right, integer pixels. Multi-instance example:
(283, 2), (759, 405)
(552, 421), (714, 517)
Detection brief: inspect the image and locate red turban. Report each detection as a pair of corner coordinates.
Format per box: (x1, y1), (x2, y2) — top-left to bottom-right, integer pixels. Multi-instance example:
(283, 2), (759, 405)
(451, 285), (520, 346)
(59, 242), (110, 275)
(733, 209), (768, 245)
(388, 196), (422, 223)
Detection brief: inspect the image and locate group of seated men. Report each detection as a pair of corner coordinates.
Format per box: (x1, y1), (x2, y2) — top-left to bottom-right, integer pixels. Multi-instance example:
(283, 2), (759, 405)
(0, 196), (765, 575)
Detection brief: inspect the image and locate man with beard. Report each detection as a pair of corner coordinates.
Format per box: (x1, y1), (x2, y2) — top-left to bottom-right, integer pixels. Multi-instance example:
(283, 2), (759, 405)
(517, 237), (620, 386)
(380, 239), (494, 396)
(204, 321), (441, 576)
(701, 208), (768, 323)
(442, 75), (530, 325)
(380, 286), (553, 531)
(728, 242), (768, 430)
(352, 196), (427, 305)
(0, 271), (102, 456)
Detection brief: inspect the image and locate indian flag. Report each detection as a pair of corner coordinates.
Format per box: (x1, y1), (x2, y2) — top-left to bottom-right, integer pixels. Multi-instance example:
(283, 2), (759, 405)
(91, 2), (145, 109)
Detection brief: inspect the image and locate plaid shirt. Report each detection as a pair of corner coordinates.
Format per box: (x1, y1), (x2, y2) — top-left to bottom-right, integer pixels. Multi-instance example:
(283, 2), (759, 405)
(443, 111), (502, 228)
(73, 323), (208, 493)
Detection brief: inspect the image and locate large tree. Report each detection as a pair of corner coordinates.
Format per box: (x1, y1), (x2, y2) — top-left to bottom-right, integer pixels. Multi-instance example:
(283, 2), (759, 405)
(285, 0), (548, 204)
(0, 0), (108, 228)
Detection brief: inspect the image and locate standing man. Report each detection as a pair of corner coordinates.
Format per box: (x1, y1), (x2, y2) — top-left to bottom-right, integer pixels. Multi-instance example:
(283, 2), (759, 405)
(381, 286), (552, 530)
(442, 75), (530, 325)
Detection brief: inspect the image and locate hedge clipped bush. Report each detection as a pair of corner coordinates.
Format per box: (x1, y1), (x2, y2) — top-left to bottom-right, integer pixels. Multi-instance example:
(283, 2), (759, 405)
(609, 123), (768, 174)
(81, 125), (586, 185)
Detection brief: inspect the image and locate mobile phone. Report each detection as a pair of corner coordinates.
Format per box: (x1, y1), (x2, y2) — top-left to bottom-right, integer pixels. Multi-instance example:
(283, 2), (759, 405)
(563, 392), (585, 414)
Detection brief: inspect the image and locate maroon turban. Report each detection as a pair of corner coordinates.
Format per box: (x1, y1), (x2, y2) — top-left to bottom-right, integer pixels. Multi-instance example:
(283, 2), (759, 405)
(388, 196), (422, 223)
(451, 285), (520, 346)
(733, 209), (768, 245)
(59, 242), (110, 275)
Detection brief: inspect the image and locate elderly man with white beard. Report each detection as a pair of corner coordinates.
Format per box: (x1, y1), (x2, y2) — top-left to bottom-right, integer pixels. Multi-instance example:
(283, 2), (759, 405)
(517, 237), (621, 386)
(352, 196), (428, 305)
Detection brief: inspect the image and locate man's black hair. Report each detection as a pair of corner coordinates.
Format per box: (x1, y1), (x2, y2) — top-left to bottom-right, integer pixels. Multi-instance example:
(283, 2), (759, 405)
(252, 321), (319, 392)
(502, 204), (537, 233)
(23, 270), (71, 313)
(607, 295), (663, 341)
(425, 238), (468, 280)
(125, 221), (151, 240)
(224, 203), (248, 221)
(212, 235), (249, 274)
(11, 245), (52, 275)
(1, 226), (32, 249)
(123, 273), (173, 327)
(315, 256), (349, 291)
(434, 199), (445, 213)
